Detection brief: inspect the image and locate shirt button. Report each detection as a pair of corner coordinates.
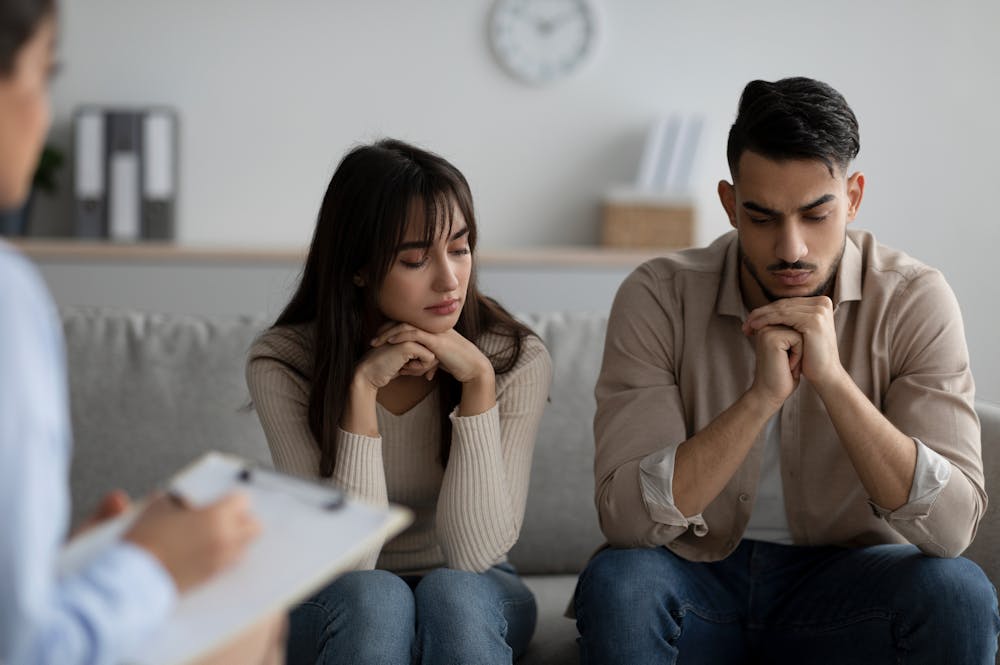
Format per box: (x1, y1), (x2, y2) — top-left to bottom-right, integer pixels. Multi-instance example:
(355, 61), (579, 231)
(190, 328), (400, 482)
(738, 493), (750, 503)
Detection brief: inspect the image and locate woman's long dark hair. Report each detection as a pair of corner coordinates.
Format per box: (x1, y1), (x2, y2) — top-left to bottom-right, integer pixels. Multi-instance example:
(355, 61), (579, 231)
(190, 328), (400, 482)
(274, 138), (534, 477)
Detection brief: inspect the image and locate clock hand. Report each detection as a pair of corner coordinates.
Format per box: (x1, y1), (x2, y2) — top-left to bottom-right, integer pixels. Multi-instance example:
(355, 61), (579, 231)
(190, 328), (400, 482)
(535, 10), (582, 37)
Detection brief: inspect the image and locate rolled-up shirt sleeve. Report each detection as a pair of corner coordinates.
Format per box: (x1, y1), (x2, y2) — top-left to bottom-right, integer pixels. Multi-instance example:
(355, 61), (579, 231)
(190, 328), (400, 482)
(639, 445), (708, 536)
(869, 437), (951, 516)
(868, 437), (954, 541)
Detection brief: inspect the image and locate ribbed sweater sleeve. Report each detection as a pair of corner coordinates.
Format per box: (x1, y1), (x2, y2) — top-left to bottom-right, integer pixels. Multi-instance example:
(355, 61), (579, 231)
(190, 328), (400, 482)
(246, 327), (389, 570)
(246, 326), (387, 493)
(331, 429), (387, 570)
(331, 429), (388, 507)
(437, 335), (553, 572)
(245, 328), (325, 481)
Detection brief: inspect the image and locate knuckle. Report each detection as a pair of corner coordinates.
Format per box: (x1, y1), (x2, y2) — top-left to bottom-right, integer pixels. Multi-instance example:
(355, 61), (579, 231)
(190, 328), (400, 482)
(227, 492), (249, 510)
(210, 504), (236, 525)
(204, 519), (226, 544)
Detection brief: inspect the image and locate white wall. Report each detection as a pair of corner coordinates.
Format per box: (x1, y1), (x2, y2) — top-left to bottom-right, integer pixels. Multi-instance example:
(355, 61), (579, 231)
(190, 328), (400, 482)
(31, 0), (1000, 398)
(30, 259), (635, 320)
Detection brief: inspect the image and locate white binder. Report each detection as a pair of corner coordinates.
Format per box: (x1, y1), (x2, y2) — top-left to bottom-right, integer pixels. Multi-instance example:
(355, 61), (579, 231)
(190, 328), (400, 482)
(72, 107), (179, 240)
(73, 109), (106, 238)
(107, 111), (142, 242)
(141, 110), (177, 240)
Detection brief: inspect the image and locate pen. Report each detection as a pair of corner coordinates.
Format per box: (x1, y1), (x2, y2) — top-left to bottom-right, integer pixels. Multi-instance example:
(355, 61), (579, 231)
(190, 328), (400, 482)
(236, 465), (345, 511)
(166, 489), (189, 508)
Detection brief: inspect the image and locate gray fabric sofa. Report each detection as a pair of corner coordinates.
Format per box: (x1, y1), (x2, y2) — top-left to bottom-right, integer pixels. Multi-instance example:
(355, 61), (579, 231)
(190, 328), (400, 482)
(63, 307), (1000, 664)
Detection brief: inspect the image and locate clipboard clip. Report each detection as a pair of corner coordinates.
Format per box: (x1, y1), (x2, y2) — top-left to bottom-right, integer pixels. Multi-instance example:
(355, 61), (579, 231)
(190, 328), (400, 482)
(236, 465), (345, 511)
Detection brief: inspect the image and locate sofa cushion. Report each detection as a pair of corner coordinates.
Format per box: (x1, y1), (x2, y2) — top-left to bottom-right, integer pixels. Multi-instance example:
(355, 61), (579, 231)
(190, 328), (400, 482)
(520, 575), (579, 665)
(507, 313), (607, 575)
(961, 399), (1000, 593)
(63, 307), (273, 527)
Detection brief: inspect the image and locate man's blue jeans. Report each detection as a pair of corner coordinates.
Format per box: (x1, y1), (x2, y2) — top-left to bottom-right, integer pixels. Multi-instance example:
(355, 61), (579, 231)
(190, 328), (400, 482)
(286, 562), (536, 665)
(575, 540), (999, 664)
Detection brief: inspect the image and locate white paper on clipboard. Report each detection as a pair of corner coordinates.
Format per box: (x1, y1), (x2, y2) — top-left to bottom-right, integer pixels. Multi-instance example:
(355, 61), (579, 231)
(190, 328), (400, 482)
(59, 451), (412, 665)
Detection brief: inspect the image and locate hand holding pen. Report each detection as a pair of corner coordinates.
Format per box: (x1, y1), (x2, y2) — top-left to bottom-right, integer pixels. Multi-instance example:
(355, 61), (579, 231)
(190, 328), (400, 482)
(123, 491), (261, 593)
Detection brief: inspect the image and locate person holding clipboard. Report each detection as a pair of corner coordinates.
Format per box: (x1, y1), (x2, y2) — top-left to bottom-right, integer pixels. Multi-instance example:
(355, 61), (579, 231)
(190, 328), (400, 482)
(247, 139), (553, 665)
(0, 2), (285, 663)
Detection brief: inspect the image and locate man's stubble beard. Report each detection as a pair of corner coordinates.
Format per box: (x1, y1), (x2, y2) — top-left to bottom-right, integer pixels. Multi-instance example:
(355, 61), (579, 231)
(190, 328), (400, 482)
(739, 237), (846, 304)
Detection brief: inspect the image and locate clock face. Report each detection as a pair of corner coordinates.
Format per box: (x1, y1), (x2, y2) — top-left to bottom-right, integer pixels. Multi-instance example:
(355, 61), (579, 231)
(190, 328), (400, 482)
(489, 0), (599, 85)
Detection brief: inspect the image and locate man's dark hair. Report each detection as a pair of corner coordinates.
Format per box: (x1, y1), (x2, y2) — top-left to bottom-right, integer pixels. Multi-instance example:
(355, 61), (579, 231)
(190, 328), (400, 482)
(726, 77), (860, 178)
(0, 0), (55, 76)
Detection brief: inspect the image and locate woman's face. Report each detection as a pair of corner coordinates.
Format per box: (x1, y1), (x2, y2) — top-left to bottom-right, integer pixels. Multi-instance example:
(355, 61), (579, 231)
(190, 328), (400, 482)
(376, 204), (473, 334)
(0, 14), (55, 209)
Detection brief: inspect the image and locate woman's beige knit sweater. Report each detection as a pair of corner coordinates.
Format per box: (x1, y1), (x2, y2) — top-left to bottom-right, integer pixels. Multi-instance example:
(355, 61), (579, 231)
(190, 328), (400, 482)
(246, 324), (552, 574)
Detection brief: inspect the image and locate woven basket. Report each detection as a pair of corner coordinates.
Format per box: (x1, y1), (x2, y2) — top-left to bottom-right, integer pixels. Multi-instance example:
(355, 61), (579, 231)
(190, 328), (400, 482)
(601, 201), (695, 249)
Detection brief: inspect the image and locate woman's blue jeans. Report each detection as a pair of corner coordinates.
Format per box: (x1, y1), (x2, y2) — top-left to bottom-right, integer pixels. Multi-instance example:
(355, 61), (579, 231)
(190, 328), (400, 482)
(575, 540), (999, 665)
(287, 562), (536, 665)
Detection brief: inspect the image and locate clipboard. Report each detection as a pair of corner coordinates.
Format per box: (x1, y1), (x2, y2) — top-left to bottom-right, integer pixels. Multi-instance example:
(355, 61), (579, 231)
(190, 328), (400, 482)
(59, 451), (412, 665)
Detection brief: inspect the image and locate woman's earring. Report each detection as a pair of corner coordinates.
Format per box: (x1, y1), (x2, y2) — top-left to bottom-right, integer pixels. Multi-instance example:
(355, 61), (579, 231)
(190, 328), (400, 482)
(353, 274), (365, 287)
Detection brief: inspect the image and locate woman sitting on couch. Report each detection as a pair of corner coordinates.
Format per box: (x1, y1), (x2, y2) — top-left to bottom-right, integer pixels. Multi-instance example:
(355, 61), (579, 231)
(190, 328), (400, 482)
(247, 138), (552, 665)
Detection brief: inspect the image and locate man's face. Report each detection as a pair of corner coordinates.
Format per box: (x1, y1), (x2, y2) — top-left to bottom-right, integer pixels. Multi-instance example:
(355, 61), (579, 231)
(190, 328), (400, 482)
(718, 151), (865, 310)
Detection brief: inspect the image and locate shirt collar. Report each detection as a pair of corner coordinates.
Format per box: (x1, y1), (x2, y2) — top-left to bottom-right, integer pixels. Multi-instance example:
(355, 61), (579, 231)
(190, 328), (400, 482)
(716, 232), (746, 319)
(715, 230), (864, 319)
(832, 232), (862, 306)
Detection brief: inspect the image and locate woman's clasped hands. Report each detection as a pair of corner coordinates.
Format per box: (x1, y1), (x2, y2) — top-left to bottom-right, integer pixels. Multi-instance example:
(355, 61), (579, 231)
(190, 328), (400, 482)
(358, 321), (492, 387)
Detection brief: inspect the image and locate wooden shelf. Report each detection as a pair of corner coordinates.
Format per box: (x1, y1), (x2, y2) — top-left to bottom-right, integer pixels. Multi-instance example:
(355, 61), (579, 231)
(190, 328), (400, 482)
(10, 239), (303, 265)
(10, 239), (665, 268)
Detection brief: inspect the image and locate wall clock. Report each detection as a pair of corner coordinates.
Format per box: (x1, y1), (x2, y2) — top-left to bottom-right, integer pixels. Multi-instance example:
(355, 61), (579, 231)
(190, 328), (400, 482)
(489, 0), (600, 86)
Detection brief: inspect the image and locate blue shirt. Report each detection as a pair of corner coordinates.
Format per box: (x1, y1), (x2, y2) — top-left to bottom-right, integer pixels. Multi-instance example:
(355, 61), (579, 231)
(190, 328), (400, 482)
(0, 243), (176, 665)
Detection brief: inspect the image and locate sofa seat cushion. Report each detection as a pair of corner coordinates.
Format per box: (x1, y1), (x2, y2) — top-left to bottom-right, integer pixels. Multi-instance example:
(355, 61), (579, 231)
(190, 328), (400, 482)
(520, 575), (579, 665)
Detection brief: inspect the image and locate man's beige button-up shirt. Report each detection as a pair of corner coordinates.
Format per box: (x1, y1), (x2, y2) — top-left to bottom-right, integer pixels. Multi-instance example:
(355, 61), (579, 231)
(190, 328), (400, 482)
(594, 229), (984, 560)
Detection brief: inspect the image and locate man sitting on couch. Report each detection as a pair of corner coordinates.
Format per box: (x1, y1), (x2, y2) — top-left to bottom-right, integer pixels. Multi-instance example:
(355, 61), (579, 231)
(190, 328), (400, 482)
(575, 76), (999, 664)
